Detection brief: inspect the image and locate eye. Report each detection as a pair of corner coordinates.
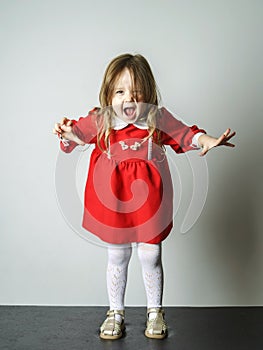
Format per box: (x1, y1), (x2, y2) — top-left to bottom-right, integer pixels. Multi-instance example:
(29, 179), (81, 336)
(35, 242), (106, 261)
(115, 90), (124, 95)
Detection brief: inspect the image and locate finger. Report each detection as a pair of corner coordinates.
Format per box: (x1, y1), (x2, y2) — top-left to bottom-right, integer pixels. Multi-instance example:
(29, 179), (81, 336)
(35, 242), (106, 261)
(60, 117), (68, 125)
(223, 129), (237, 141)
(224, 142), (235, 147)
(54, 123), (62, 133)
(66, 119), (73, 126)
(60, 124), (70, 131)
(199, 150), (207, 157)
(214, 134), (226, 147)
(225, 131), (236, 141)
(220, 132), (236, 146)
(223, 128), (231, 136)
(216, 129), (234, 146)
(199, 146), (209, 157)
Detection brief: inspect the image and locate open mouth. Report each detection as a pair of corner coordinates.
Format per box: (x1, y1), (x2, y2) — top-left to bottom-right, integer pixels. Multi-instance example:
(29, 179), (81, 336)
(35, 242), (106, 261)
(123, 107), (136, 119)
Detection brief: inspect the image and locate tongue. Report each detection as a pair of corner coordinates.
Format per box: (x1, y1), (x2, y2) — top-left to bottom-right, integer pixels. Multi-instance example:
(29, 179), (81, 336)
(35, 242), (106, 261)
(124, 107), (135, 117)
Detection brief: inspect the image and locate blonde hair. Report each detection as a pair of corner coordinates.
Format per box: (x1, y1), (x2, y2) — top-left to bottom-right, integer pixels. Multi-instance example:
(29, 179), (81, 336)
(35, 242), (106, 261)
(97, 53), (161, 151)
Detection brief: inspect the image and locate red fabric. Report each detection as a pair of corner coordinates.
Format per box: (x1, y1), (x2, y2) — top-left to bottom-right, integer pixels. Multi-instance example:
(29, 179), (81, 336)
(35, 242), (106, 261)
(59, 107), (206, 244)
(158, 107), (206, 153)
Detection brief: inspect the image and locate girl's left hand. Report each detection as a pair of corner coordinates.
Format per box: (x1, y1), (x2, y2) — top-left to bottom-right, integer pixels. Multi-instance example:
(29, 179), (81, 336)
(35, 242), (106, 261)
(199, 128), (236, 156)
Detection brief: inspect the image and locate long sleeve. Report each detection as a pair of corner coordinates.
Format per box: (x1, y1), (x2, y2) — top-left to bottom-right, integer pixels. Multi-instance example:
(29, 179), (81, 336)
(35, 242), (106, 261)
(72, 108), (98, 144)
(157, 107), (206, 153)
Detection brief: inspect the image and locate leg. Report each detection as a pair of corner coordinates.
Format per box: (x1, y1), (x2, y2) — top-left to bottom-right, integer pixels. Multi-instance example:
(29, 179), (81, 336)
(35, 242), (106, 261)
(106, 243), (132, 310)
(137, 243), (163, 308)
(100, 243), (132, 340)
(137, 243), (167, 339)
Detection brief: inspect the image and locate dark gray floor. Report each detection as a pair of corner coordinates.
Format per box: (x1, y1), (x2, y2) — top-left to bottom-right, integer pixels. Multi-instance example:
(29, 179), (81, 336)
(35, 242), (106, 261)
(0, 306), (262, 350)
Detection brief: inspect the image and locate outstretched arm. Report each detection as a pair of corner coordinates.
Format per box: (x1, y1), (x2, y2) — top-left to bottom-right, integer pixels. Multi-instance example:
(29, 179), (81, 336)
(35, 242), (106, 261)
(198, 128), (236, 156)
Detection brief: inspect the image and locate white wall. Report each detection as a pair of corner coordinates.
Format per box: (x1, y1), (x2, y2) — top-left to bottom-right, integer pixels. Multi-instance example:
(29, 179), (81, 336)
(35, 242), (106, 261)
(1, 0), (262, 306)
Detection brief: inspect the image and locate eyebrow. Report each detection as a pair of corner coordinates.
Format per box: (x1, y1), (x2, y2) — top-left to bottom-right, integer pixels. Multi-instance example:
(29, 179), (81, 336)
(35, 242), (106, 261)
(114, 87), (141, 91)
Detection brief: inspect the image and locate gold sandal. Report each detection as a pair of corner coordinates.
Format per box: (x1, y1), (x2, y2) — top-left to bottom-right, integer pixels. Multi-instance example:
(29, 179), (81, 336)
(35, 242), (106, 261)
(145, 307), (168, 339)
(99, 309), (125, 340)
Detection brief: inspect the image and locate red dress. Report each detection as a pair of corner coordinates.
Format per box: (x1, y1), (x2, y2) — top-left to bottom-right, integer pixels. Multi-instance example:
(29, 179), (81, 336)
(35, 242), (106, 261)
(60, 107), (206, 244)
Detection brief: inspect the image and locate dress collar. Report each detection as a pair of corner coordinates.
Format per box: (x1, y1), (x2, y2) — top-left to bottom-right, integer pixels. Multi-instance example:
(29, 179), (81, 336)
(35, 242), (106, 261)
(112, 116), (148, 130)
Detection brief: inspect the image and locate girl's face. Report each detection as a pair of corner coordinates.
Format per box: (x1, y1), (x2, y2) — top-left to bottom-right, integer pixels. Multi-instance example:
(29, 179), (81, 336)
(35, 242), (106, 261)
(111, 68), (145, 123)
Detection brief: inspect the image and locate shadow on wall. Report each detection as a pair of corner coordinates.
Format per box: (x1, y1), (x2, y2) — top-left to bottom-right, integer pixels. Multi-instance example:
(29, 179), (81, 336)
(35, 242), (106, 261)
(205, 127), (263, 304)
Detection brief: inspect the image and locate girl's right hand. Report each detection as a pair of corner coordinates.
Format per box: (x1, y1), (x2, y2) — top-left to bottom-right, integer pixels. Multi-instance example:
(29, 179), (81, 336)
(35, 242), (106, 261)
(53, 117), (74, 140)
(53, 117), (85, 145)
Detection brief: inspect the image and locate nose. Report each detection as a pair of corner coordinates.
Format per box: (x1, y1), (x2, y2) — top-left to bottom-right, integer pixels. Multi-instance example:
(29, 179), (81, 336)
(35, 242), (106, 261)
(124, 90), (135, 102)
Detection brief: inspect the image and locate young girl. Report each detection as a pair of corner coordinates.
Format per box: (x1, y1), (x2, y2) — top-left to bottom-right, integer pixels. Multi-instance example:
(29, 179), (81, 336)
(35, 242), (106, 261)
(53, 53), (235, 340)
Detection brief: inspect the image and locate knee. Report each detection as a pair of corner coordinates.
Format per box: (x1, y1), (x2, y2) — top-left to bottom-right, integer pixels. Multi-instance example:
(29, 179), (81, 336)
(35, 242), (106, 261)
(137, 243), (162, 268)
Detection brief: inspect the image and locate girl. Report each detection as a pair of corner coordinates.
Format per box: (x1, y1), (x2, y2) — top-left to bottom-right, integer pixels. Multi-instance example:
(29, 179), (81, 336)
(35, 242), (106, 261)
(53, 53), (235, 340)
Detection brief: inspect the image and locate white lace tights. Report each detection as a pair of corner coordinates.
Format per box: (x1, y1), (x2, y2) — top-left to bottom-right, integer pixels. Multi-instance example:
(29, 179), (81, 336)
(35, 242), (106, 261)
(106, 243), (163, 311)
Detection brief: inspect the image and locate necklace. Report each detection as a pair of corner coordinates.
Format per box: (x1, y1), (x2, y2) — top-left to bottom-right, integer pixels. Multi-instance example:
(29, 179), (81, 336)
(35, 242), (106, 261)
(119, 140), (141, 151)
